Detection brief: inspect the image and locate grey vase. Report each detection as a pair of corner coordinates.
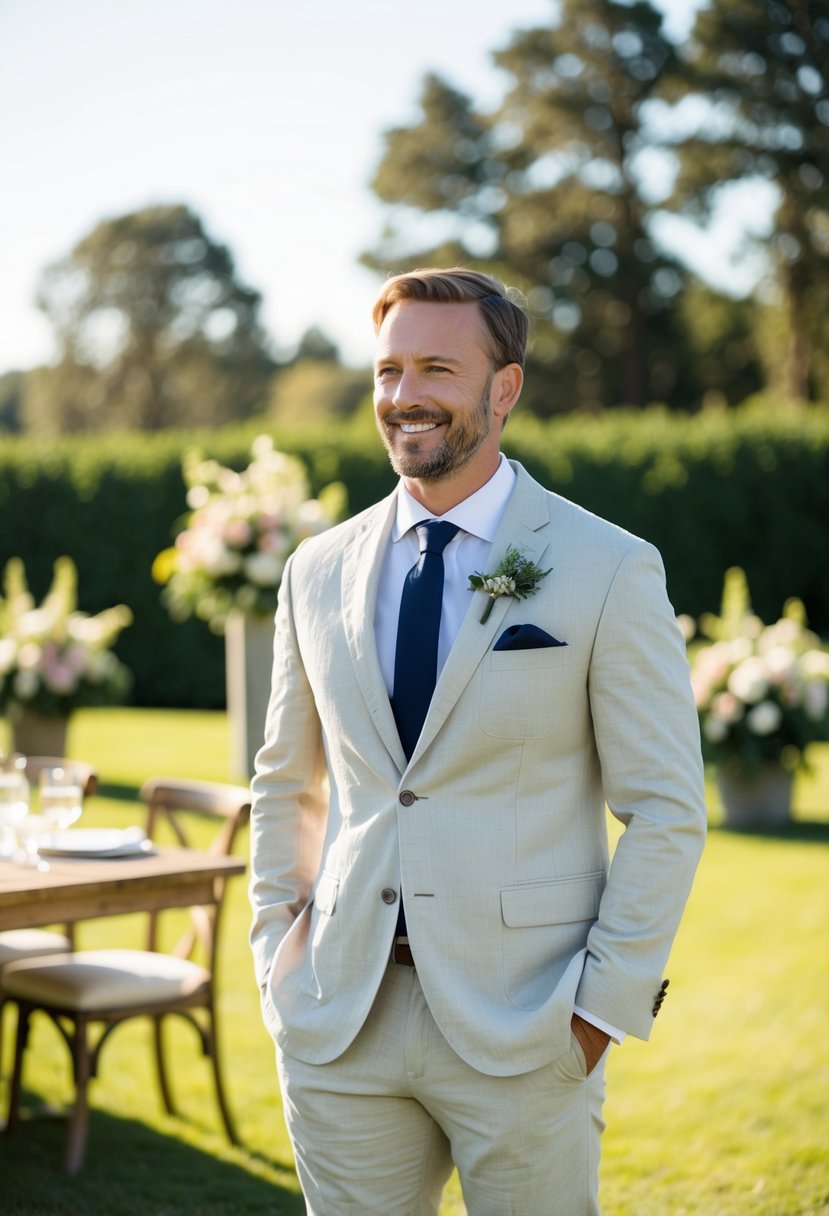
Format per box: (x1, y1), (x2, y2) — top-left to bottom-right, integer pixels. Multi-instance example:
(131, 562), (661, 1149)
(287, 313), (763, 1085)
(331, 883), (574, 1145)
(716, 763), (794, 830)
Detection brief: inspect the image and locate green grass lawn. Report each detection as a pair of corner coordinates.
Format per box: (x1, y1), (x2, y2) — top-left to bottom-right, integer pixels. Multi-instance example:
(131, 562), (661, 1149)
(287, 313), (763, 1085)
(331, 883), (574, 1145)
(1, 709), (828, 1215)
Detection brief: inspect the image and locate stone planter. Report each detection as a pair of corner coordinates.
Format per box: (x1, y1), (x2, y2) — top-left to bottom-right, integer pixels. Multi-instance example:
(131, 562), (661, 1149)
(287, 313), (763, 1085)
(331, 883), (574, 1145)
(10, 708), (69, 758)
(716, 763), (794, 831)
(224, 611), (275, 781)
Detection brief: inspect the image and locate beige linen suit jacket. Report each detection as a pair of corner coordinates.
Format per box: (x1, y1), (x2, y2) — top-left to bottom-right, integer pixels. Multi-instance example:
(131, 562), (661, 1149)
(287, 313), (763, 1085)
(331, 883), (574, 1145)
(249, 461), (706, 1076)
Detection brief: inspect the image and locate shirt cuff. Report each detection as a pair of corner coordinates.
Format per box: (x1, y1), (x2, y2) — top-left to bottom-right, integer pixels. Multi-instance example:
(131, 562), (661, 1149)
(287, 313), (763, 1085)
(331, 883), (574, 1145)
(573, 1005), (627, 1045)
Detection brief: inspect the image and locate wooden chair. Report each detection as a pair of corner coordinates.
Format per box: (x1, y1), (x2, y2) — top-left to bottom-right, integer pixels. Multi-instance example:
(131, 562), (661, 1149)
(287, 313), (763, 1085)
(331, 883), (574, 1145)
(0, 758), (98, 1066)
(2, 776), (251, 1173)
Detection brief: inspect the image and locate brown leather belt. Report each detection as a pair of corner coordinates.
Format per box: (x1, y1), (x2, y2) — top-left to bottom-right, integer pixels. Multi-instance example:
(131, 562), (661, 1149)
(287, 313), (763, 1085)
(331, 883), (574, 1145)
(392, 936), (415, 967)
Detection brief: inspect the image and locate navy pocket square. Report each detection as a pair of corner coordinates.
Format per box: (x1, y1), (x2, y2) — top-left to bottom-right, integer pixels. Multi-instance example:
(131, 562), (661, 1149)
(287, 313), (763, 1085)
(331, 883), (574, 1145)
(493, 624), (567, 651)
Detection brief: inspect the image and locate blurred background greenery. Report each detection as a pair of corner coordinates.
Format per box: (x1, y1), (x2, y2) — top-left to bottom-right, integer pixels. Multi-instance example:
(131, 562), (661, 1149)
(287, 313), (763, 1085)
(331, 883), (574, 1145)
(2, 0), (827, 710)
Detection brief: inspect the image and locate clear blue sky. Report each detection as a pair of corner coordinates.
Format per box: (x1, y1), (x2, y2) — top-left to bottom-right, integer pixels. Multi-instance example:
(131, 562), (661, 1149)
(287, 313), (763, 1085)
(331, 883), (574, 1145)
(0, 0), (773, 374)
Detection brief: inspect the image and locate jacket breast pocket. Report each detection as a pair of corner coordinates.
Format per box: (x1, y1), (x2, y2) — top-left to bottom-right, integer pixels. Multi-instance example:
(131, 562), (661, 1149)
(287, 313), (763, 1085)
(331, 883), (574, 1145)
(479, 645), (574, 739)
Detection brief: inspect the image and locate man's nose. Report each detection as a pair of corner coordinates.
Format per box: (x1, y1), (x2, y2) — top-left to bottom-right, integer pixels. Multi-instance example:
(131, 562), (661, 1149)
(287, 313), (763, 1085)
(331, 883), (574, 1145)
(392, 368), (421, 409)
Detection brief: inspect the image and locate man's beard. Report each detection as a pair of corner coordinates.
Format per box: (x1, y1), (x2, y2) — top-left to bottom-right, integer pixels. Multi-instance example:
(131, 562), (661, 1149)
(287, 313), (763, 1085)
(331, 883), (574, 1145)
(377, 377), (493, 481)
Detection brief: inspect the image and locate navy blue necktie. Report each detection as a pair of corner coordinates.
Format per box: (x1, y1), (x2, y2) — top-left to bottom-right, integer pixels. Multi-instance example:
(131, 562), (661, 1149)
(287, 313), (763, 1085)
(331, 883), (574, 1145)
(391, 520), (459, 761)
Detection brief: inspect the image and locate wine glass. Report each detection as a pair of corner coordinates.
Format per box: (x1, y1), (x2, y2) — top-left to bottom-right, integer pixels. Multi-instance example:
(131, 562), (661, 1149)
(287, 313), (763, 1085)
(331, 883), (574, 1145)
(0, 753), (30, 858)
(13, 813), (51, 871)
(39, 766), (84, 832)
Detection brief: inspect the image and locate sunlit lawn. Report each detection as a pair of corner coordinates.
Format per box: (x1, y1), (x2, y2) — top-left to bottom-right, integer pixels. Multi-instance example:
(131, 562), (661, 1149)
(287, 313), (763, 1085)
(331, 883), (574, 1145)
(1, 710), (827, 1215)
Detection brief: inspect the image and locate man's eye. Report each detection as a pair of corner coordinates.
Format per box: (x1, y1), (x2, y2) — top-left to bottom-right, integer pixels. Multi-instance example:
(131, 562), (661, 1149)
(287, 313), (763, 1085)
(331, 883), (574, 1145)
(376, 366), (399, 378)
(427, 365), (450, 374)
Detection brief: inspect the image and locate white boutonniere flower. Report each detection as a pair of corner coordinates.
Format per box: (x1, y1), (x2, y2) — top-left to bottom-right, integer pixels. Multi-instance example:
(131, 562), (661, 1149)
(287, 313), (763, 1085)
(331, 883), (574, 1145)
(468, 546), (552, 623)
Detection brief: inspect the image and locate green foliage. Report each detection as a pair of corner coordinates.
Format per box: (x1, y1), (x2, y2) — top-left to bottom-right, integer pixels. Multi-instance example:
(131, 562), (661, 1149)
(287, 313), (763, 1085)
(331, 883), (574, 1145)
(364, 0), (829, 412)
(266, 359), (371, 425)
(669, 0), (829, 400)
(0, 370), (23, 432)
(0, 403), (827, 709)
(363, 0), (765, 414)
(289, 325), (342, 365)
(678, 281), (766, 407)
(468, 546), (552, 623)
(22, 204), (275, 433)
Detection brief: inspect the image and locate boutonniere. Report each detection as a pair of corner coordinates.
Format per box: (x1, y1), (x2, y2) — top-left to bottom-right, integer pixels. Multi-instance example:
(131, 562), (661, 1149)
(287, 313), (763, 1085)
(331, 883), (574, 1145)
(468, 546), (552, 623)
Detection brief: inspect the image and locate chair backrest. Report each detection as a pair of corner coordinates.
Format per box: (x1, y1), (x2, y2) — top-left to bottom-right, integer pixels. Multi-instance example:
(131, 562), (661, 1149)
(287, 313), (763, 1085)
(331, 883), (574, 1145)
(23, 756), (98, 799)
(138, 777), (251, 967)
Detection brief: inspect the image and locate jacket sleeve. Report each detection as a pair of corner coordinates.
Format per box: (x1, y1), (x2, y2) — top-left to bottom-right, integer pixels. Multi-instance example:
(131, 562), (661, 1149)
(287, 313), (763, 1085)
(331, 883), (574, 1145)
(575, 540), (706, 1039)
(248, 551), (329, 991)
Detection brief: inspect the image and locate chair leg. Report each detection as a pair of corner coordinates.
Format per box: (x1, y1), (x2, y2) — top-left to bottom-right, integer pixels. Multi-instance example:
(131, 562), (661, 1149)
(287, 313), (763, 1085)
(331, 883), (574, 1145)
(206, 998), (240, 1146)
(5, 1001), (31, 1135)
(64, 1017), (91, 1175)
(153, 1014), (176, 1116)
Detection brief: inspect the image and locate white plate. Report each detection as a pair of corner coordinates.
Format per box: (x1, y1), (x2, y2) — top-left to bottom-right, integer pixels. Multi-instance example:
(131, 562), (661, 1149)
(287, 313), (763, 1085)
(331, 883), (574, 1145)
(38, 827), (153, 859)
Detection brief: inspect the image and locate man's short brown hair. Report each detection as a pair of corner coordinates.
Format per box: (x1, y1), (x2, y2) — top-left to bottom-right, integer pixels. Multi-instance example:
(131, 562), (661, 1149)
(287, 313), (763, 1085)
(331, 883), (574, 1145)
(372, 267), (529, 370)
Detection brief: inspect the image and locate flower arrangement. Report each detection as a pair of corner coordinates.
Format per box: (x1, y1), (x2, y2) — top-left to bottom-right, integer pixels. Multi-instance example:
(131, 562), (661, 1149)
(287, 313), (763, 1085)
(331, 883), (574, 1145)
(683, 568), (829, 775)
(0, 556), (133, 719)
(152, 436), (345, 633)
(468, 547), (552, 623)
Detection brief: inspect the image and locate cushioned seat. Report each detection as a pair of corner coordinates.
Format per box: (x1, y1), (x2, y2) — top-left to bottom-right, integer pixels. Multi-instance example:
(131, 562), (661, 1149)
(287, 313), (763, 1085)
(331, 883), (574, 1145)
(0, 930), (72, 968)
(0, 924), (73, 1072)
(2, 950), (211, 1010)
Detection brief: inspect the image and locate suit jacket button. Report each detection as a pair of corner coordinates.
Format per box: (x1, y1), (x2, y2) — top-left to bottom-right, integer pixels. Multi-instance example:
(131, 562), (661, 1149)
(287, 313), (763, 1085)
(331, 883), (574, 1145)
(399, 790), (416, 807)
(381, 888), (397, 904)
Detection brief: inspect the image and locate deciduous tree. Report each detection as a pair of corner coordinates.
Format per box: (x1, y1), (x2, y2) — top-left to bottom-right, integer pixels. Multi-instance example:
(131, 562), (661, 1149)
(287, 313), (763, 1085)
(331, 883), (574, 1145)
(23, 204), (275, 432)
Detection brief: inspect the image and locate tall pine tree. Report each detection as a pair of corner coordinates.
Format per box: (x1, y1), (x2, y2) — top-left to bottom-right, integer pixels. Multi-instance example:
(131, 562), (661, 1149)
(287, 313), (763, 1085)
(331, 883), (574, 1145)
(670, 0), (829, 400)
(365, 0), (702, 413)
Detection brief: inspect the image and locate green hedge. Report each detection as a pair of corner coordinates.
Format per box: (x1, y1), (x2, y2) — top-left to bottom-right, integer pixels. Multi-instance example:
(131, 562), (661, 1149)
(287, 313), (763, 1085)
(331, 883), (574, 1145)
(503, 404), (829, 636)
(0, 422), (397, 709)
(1, 403), (826, 709)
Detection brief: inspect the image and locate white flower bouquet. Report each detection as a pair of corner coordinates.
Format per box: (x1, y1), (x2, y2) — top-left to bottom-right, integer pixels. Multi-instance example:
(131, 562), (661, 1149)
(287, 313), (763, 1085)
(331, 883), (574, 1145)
(0, 556), (133, 718)
(153, 435), (345, 633)
(683, 568), (829, 775)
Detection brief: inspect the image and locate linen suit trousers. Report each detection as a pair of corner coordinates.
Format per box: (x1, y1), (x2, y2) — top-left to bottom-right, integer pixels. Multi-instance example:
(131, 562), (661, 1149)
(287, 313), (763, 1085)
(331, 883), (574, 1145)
(276, 961), (606, 1216)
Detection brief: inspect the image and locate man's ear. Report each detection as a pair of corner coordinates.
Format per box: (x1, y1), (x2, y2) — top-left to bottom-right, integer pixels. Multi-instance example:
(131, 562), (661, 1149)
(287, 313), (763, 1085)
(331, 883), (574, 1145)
(492, 362), (523, 422)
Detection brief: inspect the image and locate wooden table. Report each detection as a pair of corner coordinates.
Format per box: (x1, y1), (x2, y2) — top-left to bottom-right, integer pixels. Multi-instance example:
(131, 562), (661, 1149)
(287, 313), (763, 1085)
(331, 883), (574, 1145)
(0, 849), (246, 931)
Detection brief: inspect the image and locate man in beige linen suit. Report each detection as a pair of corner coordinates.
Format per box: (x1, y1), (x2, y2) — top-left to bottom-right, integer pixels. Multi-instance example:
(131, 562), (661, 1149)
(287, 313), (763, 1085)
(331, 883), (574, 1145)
(249, 268), (706, 1215)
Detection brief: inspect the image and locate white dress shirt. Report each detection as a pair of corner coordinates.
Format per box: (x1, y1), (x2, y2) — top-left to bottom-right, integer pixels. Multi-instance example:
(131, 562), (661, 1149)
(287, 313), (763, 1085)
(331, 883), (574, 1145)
(374, 456), (516, 694)
(374, 455), (624, 1045)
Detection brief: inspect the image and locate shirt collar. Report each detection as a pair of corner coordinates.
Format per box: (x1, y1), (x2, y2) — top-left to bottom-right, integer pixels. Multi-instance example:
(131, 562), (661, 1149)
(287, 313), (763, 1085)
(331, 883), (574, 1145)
(392, 455), (516, 543)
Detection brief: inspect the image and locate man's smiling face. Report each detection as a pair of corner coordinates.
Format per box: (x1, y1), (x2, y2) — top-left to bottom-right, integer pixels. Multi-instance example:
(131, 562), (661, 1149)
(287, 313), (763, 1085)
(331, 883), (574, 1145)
(373, 300), (512, 490)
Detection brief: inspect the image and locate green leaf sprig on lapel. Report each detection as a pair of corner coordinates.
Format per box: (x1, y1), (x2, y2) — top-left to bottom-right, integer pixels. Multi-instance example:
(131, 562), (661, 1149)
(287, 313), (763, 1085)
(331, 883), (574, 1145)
(468, 546), (552, 624)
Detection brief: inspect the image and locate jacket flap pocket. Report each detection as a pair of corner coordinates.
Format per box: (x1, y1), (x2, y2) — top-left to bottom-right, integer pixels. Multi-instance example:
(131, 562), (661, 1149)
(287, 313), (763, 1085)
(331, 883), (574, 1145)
(501, 872), (604, 928)
(314, 871), (339, 917)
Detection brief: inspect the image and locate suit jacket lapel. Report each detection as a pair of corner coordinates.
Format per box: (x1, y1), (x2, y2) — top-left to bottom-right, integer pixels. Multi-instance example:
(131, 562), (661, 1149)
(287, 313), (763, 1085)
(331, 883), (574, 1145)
(413, 463), (553, 762)
(341, 493), (408, 770)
